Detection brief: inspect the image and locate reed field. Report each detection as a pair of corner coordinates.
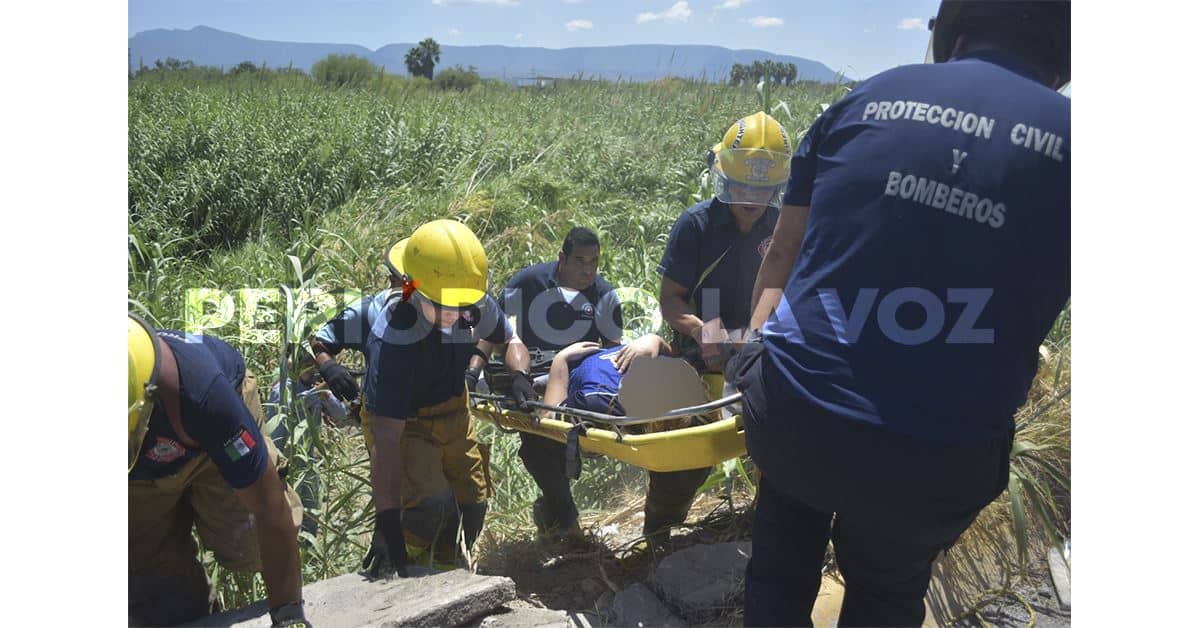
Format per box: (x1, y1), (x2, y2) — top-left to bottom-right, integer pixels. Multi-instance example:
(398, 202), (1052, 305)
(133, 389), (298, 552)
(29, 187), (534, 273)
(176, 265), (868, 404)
(127, 69), (1070, 613)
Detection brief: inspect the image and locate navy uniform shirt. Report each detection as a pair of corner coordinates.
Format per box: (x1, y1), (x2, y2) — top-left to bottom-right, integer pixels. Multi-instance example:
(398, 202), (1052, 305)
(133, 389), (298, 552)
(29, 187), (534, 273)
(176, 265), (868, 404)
(313, 288), (389, 404)
(658, 198), (777, 333)
(763, 50), (1070, 441)
(129, 331), (268, 489)
(500, 261), (623, 352)
(366, 293), (514, 419)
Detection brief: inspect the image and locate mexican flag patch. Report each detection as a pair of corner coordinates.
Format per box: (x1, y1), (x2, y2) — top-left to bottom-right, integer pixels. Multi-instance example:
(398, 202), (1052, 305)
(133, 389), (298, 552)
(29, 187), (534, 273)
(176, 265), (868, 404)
(224, 429), (256, 461)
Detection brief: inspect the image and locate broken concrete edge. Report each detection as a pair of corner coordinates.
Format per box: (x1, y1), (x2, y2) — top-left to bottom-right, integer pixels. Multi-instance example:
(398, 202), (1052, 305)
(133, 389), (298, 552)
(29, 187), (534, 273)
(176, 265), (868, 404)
(183, 567), (517, 628)
(389, 576), (518, 627)
(1046, 546), (1071, 610)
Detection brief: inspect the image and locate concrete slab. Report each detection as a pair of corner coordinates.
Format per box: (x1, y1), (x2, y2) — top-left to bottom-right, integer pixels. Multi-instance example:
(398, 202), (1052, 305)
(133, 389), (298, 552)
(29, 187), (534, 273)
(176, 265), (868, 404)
(648, 542), (750, 620)
(478, 606), (571, 628)
(185, 567), (516, 628)
(611, 582), (685, 628)
(1047, 546), (1071, 610)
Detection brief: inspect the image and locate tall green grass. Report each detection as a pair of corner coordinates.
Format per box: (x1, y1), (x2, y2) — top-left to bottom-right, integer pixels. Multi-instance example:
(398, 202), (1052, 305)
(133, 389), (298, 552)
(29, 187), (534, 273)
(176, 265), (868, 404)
(128, 71), (1067, 611)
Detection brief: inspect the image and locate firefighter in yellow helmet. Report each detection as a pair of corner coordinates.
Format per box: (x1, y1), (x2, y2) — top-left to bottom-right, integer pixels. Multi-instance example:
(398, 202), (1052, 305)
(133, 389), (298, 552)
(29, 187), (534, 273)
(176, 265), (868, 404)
(648, 112), (790, 550)
(345, 219), (531, 577)
(128, 314), (309, 627)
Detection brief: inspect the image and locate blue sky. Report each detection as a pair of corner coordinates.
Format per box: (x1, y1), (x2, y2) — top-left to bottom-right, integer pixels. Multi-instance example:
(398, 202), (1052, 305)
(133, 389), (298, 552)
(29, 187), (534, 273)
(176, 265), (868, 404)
(128, 0), (941, 79)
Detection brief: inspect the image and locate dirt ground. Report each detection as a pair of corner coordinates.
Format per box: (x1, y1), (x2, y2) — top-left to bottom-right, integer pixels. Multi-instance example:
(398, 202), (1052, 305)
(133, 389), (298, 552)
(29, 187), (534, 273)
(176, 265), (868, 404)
(475, 490), (756, 621)
(473, 489), (1070, 627)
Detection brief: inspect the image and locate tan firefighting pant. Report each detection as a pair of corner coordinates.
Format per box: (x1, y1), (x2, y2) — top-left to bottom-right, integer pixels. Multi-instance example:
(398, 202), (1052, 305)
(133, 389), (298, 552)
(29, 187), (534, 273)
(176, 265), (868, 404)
(360, 392), (493, 552)
(128, 371), (302, 627)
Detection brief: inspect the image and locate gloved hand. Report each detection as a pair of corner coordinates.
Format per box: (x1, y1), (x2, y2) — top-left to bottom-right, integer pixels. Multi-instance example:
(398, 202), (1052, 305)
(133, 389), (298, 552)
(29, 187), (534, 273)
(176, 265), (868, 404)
(362, 508), (409, 580)
(510, 370), (536, 409)
(318, 359), (360, 402)
(268, 602), (312, 628)
(465, 367), (482, 394)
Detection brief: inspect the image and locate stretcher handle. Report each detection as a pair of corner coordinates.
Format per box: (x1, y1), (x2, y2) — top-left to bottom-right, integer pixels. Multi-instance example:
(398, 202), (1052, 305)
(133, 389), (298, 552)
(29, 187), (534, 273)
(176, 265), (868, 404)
(468, 391), (742, 427)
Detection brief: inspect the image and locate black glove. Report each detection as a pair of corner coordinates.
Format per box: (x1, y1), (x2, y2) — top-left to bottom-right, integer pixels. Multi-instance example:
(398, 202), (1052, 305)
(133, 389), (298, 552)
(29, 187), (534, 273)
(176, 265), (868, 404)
(319, 359), (360, 402)
(269, 602), (311, 628)
(362, 508), (409, 579)
(465, 367), (482, 394)
(510, 370), (536, 409)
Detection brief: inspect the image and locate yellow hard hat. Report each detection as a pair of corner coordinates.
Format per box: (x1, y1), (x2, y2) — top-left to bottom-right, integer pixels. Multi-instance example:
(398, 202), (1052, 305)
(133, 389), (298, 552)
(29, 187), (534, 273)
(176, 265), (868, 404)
(711, 111), (792, 208)
(384, 219), (488, 308)
(128, 313), (160, 471)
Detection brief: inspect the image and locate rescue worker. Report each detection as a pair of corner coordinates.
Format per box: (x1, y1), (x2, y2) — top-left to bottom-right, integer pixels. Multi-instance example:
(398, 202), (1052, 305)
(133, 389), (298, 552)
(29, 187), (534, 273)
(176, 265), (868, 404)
(310, 271), (478, 567)
(350, 219), (532, 577)
(128, 314), (310, 628)
(655, 111), (791, 548)
(735, 2), (1070, 625)
(479, 226), (623, 538)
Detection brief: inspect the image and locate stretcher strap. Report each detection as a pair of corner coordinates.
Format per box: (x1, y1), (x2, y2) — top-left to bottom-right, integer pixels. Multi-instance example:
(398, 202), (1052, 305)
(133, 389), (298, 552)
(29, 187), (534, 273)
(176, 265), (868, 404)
(564, 423), (588, 480)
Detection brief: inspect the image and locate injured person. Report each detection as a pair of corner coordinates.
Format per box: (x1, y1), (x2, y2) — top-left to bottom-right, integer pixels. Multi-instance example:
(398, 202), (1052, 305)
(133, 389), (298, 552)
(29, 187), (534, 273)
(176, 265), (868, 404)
(532, 334), (716, 552)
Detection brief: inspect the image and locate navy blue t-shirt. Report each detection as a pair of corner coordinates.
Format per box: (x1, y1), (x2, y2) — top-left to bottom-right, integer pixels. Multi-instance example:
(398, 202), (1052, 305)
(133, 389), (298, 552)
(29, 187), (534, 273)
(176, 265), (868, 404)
(500, 261), (623, 352)
(763, 50), (1070, 441)
(564, 346), (625, 415)
(657, 198), (777, 332)
(366, 293), (513, 419)
(129, 331), (268, 489)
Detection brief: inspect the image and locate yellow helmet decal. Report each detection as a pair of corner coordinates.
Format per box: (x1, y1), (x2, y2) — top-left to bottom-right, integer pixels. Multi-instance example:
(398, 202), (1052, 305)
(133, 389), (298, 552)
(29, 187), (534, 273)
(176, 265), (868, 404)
(714, 111), (792, 187)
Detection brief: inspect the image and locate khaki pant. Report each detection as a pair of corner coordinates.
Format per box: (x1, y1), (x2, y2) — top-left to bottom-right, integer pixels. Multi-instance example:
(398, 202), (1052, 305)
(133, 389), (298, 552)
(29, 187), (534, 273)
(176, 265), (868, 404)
(361, 393), (492, 550)
(128, 371), (302, 627)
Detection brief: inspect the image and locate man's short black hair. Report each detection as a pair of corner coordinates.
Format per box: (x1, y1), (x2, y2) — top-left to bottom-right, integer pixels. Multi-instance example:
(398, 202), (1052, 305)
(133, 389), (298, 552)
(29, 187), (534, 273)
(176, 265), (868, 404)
(562, 227), (600, 256)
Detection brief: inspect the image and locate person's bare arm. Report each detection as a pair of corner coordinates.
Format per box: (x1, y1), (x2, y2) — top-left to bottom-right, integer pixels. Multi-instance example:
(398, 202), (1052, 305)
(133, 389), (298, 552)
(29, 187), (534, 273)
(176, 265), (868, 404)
(500, 334), (531, 374)
(660, 276), (704, 340)
(235, 466), (302, 612)
(540, 356), (572, 418)
(750, 204), (811, 330)
(612, 334), (671, 373)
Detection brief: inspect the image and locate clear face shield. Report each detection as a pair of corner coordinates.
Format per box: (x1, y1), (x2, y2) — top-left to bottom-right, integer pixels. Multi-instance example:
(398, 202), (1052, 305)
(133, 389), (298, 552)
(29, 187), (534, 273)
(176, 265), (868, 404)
(711, 147), (791, 209)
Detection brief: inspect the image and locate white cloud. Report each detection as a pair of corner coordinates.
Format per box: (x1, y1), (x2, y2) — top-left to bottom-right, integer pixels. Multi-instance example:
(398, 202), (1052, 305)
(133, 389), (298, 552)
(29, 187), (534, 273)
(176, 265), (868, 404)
(515, 32), (524, 40)
(636, 1), (692, 24)
(898, 17), (925, 30)
(448, 27), (461, 35)
(433, 0), (518, 6)
(716, 0), (750, 9)
(565, 19), (593, 32)
(748, 16), (782, 28)
(563, 0), (585, 4)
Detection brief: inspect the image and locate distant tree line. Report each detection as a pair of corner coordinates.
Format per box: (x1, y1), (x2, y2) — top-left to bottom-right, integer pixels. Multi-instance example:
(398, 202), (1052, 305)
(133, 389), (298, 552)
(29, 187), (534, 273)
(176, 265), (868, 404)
(729, 60), (798, 86)
(132, 39), (483, 93)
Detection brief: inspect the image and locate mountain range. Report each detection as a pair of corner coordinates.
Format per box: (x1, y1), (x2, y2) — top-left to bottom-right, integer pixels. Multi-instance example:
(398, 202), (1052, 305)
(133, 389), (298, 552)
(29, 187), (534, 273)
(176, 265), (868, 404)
(129, 26), (848, 84)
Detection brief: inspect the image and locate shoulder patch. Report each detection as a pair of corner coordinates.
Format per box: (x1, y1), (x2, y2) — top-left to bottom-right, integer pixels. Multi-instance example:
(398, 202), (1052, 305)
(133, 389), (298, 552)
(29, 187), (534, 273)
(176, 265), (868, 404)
(223, 429), (257, 462)
(145, 436), (187, 463)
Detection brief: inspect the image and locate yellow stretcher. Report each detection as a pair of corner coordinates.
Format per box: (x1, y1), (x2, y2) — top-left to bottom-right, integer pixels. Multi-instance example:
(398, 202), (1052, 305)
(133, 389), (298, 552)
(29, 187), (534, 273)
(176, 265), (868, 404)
(468, 390), (747, 473)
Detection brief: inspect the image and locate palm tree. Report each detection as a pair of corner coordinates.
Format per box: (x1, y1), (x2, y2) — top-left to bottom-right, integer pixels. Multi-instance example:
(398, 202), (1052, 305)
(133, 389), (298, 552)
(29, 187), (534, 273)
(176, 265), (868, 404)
(730, 63), (745, 86)
(405, 37), (441, 79)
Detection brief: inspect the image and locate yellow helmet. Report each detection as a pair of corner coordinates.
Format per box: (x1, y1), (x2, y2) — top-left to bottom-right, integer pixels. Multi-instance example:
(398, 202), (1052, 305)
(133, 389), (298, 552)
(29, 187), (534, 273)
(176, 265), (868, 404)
(384, 219), (488, 308)
(711, 111), (792, 209)
(128, 313), (160, 471)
